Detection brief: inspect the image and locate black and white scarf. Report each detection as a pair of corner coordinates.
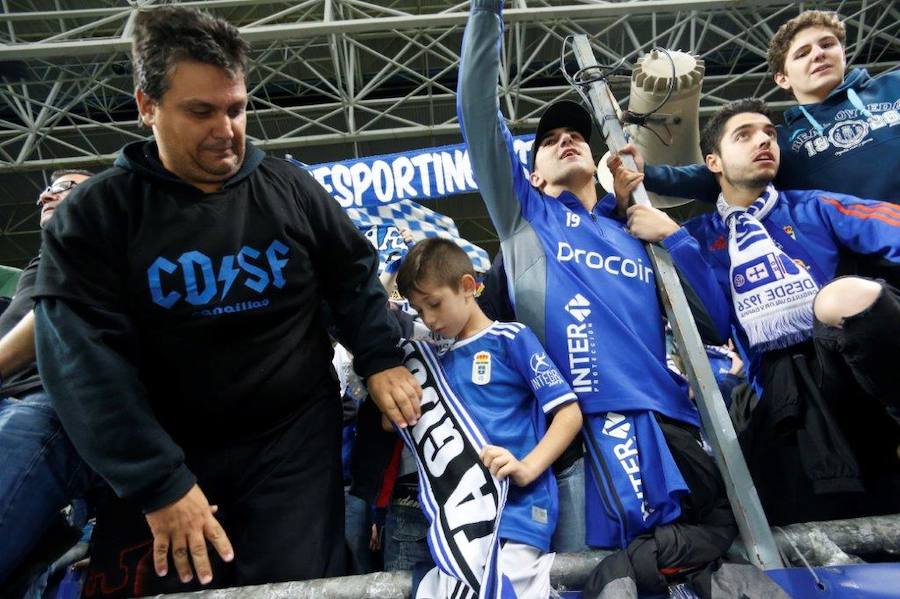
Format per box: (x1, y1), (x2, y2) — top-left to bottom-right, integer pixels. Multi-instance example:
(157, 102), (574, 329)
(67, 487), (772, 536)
(395, 340), (516, 599)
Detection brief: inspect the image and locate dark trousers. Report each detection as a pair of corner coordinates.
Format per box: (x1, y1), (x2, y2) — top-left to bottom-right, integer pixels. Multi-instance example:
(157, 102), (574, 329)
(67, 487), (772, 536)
(746, 281), (900, 525)
(813, 281), (900, 417)
(82, 396), (346, 597)
(653, 417), (738, 567)
(584, 417), (738, 597)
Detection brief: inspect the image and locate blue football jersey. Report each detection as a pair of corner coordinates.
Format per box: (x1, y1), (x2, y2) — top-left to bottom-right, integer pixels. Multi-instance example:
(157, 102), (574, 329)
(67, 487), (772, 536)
(439, 321), (577, 551)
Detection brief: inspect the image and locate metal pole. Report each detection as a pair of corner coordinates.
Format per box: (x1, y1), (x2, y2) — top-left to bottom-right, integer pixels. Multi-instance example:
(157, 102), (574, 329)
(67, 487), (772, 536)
(570, 34), (783, 570)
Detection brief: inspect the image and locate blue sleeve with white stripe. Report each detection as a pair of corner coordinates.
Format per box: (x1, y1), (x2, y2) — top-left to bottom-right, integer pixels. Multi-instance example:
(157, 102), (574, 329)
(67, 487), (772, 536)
(507, 325), (577, 414)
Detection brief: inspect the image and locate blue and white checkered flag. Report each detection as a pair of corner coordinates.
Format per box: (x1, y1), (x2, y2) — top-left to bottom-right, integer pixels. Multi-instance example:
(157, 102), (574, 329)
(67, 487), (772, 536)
(346, 200), (491, 275)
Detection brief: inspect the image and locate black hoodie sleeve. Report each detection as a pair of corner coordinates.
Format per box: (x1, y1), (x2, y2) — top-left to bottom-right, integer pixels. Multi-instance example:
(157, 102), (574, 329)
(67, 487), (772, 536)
(294, 168), (403, 378)
(35, 299), (196, 512)
(33, 175), (195, 513)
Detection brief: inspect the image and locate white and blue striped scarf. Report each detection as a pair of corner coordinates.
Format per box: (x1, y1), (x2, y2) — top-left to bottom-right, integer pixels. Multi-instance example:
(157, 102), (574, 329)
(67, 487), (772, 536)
(717, 186), (819, 351)
(396, 340), (516, 599)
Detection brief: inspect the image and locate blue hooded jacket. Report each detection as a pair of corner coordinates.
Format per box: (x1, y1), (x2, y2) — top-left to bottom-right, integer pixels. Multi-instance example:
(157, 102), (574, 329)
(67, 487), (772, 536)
(644, 68), (900, 204)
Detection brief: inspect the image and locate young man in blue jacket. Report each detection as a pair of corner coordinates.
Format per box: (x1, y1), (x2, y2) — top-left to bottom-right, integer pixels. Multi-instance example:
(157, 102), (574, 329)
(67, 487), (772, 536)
(612, 97), (900, 524)
(641, 10), (900, 205)
(458, 3), (739, 594)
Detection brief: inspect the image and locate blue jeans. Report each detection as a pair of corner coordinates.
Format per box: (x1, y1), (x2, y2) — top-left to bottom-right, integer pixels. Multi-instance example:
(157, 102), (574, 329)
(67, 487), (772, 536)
(344, 490), (378, 574)
(0, 391), (91, 585)
(383, 503), (431, 571)
(552, 457), (588, 553)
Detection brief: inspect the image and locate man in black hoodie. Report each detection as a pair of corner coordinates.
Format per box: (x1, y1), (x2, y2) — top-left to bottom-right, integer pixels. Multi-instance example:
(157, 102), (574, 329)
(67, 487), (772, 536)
(32, 6), (421, 595)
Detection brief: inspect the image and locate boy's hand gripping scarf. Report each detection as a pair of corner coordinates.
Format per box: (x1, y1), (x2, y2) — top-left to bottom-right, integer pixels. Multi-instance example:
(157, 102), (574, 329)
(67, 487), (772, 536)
(716, 185), (819, 351)
(395, 340), (516, 599)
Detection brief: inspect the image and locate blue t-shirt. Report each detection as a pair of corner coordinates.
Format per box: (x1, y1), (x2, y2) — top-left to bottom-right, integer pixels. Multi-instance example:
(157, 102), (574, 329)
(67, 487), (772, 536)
(439, 321), (577, 552)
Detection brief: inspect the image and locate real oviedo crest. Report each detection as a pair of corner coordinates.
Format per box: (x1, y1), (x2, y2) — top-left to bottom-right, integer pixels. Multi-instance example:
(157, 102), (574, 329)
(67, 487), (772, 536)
(472, 351), (492, 385)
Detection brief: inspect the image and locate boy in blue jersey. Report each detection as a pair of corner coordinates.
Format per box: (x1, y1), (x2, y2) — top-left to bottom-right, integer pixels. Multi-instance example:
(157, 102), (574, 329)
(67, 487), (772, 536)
(396, 238), (583, 599)
(611, 97), (900, 524)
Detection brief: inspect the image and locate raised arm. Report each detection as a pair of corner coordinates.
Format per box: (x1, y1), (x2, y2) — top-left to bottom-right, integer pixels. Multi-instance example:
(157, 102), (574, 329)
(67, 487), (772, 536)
(643, 163), (721, 203)
(661, 229), (731, 345)
(457, 0), (534, 239)
(609, 155), (731, 343)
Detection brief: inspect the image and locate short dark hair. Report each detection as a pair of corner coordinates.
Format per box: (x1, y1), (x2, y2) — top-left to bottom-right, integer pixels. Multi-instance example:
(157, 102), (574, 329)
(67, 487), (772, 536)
(131, 6), (250, 102)
(49, 169), (92, 182)
(700, 98), (772, 157)
(767, 10), (845, 76)
(396, 238), (475, 299)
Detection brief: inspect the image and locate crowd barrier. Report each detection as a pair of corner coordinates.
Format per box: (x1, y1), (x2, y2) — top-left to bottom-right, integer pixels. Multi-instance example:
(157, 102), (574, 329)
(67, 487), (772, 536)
(154, 514), (900, 598)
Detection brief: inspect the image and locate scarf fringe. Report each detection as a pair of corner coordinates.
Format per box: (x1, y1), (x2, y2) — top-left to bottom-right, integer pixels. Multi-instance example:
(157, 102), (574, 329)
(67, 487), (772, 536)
(744, 306), (815, 352)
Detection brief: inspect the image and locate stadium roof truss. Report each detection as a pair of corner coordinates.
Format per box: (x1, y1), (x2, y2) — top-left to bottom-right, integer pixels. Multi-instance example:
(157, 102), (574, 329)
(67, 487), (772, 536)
(0, 0), (897, 265)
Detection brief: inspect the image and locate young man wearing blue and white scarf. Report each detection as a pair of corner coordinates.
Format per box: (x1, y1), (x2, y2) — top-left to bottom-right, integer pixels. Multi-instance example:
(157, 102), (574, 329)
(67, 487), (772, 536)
(611, 97), (900, 525)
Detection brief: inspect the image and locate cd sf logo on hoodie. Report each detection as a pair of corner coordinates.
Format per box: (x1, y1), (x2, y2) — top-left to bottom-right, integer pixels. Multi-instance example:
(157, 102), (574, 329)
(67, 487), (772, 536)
(147, 239), (290, 316)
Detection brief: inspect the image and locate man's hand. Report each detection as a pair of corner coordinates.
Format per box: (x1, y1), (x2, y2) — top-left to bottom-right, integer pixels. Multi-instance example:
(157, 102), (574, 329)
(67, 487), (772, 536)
(144, 484), (233, 585)
(626, 204), (681, 243)
(726, 340), (744, 376)
(367, 366), (422, 428)
(380, 413), (394, 432)
(607, 144), (646, 216)
(369, 523), (382, 551)
(616, 143), (645, 172)
(609, 144), (680, 242)
(480, 445), (538, 487)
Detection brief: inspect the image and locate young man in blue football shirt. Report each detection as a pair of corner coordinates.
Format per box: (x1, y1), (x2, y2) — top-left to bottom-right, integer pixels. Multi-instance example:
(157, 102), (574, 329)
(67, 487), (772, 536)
(611, 97), (900, 524)
(459, 7), (739, 596)
(396, 238), (583, 599)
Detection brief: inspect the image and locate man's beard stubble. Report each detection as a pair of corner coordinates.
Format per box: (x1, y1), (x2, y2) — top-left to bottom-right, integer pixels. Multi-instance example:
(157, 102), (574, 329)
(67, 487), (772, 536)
(722, 163), (775, 196)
